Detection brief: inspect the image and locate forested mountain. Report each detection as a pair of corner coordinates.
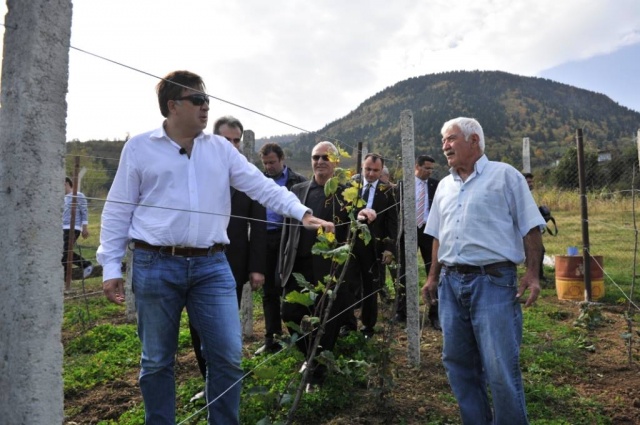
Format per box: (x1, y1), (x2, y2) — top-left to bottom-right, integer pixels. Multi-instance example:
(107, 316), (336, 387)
(288, 70), (640, 170)
(68, 70), (640, 195)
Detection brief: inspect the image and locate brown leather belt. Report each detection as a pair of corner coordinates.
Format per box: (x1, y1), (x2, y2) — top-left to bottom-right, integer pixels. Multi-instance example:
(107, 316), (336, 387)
(133, 240), (225, 257)
(443, 261), (515, 277)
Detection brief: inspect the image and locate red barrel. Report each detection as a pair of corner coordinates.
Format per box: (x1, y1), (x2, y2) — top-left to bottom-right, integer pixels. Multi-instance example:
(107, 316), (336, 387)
(555, 255), (604, 300)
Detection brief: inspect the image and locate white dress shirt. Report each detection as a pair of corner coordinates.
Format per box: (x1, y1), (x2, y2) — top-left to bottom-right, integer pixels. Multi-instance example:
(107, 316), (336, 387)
(97, 126), (309, 281)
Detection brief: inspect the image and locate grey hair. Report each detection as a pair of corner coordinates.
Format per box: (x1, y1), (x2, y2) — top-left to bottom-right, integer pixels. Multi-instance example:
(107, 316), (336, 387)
(314, 141), (339, 156)
(441, 117), (485, 153)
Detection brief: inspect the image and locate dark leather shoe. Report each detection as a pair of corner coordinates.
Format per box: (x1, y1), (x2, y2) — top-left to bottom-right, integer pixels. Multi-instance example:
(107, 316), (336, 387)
(393, 313), (406, 323)
(430, 318), (442, 331)
(360, 326), (375, 339)
(339, 325), (356, 337)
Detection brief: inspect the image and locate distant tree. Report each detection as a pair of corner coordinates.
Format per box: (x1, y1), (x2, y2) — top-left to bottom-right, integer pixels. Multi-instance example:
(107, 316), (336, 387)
(553, 146), (600, 189)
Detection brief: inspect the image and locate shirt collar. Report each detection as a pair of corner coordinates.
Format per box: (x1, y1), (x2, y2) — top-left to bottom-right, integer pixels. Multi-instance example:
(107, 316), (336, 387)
(450, 154), (488, 180)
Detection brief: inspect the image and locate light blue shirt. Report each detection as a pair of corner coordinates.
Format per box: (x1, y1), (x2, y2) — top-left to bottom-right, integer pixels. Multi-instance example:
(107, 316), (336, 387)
(266, 166), (290, 231)
(425, 155), (545, 266)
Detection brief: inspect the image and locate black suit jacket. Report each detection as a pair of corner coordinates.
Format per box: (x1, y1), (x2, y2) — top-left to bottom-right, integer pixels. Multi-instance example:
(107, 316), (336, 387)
(226, 188), (267, 285)
(425, 177), (439, 211)
(358, 182), (398, 254)
(278, 180), (349, 287)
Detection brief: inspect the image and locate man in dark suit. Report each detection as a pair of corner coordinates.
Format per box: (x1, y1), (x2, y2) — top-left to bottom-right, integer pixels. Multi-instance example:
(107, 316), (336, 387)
(345, 153), (398, 338)
(215, 116), (267, 304)
(396, 154), (441, 330)
(254, 143), (306, 355)
(279, 141), (376, 392)
(189, 116), (267, 400)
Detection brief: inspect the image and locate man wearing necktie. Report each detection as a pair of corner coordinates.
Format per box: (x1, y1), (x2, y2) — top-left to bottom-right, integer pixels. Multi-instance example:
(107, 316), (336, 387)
(345, 153), (398, 338)
(396, 155), (441, 330)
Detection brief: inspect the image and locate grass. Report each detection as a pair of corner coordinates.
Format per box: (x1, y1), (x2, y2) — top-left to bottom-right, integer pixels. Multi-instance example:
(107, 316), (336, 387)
(536, 187), (639, 304)
(62, 191), (639, 424)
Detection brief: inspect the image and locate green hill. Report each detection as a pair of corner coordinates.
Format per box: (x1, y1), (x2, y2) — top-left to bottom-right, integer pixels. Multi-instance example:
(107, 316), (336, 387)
(288, 70), (639, 171)
(68, 70), (640, 194)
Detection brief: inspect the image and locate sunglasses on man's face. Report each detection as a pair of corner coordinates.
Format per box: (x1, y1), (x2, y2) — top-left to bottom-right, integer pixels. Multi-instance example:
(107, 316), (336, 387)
(174, 94), (210, 106)
(312, 154), (330, 162)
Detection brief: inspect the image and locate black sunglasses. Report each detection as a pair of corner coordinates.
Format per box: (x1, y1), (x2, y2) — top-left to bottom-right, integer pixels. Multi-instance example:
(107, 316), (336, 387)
(225, 136), (242, 143)
(174, 94), (210, 106)
(312, 154), (330, 161)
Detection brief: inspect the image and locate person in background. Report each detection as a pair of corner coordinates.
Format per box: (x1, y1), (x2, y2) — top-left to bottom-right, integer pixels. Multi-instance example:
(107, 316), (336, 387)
(214, 116), (267, 304)
(254, 142), (306, 355)
(62, 177), (93, 278)
(422, 117), (544, 425)
(97, 70), (333, 425)
(279, 141), (376, 392)
(523, 172), (546, 281)
(189, 115), (268, 401)
(379, 165), (397, 188)
(344, 153), (398, 339)
(396, 155), (440, 330)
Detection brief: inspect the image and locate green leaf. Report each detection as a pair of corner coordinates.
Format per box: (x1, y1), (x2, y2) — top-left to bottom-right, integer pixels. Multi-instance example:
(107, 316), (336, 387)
(252, 367), (280, 380)
(325, 177), (339, 196)
(284, 290), (315, 307)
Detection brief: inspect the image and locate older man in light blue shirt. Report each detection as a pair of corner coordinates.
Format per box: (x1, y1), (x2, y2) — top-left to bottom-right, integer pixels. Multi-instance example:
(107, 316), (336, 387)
(422, 117), (544, 425)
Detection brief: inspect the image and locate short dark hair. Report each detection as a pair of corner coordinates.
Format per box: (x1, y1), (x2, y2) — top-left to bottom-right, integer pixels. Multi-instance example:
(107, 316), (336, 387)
(416, 155), (435, 166)
(363, 153), (384, 167)
(65, 176), (73, 187)
(213, 116), (244, 135)
(156, 70), (205, 118)
(259, 143), (285, 160)
(523, 172), (534, 179)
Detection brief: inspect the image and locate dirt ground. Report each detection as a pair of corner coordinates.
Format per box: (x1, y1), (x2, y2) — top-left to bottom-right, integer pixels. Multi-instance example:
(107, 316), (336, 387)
(64, 295), (640, 425)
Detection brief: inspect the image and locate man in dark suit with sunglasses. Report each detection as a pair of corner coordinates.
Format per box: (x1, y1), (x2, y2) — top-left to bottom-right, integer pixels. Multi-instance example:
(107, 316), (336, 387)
(97, 70), (334, 425)
(279, 141), (377, 392)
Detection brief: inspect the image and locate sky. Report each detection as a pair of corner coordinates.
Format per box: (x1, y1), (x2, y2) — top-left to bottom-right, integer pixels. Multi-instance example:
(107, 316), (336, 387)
(1, 0), (639, 142)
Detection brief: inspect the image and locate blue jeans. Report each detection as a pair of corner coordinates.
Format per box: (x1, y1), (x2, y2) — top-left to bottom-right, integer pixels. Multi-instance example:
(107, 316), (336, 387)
(438, 265), (529, 425)
(132, 249), (242, 425)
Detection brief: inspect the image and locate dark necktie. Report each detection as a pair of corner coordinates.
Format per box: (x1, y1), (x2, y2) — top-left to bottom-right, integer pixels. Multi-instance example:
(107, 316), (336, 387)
(362, 183), (372, 208)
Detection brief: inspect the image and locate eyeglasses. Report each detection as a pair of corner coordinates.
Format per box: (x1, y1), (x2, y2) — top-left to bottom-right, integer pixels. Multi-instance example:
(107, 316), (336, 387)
(174, 94), (210, 106)
(312, 154), (330, 161)
(225, 136), (241, 144)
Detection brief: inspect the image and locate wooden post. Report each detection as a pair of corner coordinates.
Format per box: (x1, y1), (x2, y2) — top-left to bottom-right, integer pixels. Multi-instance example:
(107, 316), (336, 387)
(240, 129), (255, 339)
(575, 128), (593, 301)
(400, 110), (420, 366)
(240, 283), (253, 339)
(522, 137), (531, 173)
(243, 130), (256, 164)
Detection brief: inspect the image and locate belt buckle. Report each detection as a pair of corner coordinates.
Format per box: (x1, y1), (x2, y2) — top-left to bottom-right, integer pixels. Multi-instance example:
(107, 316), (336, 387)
(172, 246), (187, 256)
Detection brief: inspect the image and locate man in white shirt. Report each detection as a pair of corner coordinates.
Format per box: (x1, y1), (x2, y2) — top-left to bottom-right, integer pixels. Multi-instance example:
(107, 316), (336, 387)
(97, 70), (332, 425)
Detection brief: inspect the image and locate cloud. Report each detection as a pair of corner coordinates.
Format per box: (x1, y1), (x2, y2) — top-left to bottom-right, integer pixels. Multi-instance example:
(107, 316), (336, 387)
(1, 0), (638, 140)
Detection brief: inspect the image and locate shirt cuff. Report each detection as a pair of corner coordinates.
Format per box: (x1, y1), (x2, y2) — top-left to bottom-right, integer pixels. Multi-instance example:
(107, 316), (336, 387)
(102, 263), (123, 282)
